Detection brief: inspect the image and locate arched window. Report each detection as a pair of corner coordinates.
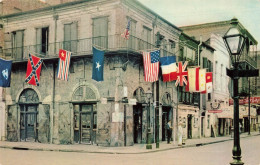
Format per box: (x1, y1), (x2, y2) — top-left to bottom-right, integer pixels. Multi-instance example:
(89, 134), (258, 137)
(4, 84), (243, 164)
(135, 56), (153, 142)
(133, 87), (145, 103)
(162, 92), (172, 105)
(19, 89), (39, 103)
(72, 85), (97, 101)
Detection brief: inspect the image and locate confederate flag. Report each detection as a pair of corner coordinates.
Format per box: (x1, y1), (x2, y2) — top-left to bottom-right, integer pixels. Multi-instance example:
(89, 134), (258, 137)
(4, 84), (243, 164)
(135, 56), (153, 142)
(25, 54), (43, 86)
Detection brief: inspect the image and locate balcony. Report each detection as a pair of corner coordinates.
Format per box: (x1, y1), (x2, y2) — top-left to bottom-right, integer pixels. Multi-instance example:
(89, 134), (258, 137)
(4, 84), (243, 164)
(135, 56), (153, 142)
(240, 54), (257, 69)
(3, 34), (175, 62)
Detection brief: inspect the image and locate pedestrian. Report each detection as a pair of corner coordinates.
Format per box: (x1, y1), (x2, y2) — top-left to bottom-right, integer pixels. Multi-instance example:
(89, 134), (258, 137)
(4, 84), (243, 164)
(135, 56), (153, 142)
(167, 120), (172, 144)
(178, 123), (183, 146)
(239, 123), (242, 134)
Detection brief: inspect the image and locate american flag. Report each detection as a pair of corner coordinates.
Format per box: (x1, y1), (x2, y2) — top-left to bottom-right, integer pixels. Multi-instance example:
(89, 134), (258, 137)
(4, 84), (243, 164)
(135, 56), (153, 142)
(143, 50), (160, 82)
(121, 19), (131, 39)
(57, 49), (71, 81)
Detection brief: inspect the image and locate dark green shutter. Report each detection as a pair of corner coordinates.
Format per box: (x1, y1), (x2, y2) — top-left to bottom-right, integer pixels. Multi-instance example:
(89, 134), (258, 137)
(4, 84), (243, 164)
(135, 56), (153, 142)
(203, 57), (208, 69)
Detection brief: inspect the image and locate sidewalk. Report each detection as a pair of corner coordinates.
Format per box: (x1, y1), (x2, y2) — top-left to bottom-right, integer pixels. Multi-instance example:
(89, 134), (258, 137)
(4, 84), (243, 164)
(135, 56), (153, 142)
(0, 132), (259, 154)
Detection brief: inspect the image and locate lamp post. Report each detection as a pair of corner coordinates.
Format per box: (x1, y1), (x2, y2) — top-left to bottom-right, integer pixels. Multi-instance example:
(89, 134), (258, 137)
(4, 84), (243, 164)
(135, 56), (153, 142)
(248, 78), (250, 135)
(223, 18), (246, 165)
(146, 88), (152, 149)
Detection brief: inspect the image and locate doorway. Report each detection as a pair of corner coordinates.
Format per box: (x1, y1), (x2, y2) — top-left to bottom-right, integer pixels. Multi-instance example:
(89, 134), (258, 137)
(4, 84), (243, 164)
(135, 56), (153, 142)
(187, 114), (192, 139)
(133, 104), (143, 143)
(20, 105), (38, 142)
(74, 104), (97, 144)
(162, 107), (171, 141)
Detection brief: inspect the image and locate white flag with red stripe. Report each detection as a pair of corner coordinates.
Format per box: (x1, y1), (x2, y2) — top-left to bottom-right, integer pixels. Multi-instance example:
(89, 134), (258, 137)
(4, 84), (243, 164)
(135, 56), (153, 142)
(187, 67), (206, 92)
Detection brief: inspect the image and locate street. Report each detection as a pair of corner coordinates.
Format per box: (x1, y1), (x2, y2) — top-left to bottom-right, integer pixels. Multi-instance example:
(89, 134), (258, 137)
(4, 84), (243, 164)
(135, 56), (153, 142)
(0, 136), (259, 165)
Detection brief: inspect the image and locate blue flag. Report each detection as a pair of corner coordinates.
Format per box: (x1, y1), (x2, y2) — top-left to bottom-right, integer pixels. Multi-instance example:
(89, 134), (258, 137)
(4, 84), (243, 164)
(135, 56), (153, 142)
(0, 58), (12, 87)
(92, 47), (104, 81)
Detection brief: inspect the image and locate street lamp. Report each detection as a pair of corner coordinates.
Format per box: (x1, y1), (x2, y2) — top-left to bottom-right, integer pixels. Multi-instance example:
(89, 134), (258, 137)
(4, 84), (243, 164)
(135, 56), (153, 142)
(146, 88), (152, 149)
(223, 18), (246, 165)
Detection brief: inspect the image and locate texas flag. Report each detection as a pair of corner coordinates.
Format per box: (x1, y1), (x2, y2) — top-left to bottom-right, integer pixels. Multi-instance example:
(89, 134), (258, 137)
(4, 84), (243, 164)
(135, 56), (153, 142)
(92, 47), (104, 82)
(160, 56), (177, 82)
(201, 72), (213, 94)
(187, 67), (206, 92)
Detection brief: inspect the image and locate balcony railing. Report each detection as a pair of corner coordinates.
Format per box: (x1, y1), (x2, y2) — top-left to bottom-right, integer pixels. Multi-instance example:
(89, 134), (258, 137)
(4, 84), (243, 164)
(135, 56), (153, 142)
(3, 34), (175, 61)
(240, 54), (257, 68)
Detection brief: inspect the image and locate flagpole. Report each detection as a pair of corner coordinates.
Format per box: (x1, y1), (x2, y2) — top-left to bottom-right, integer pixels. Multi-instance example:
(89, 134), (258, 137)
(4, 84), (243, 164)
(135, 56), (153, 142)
(51, 61), (56, 144)
(198, 36), (202, 139)
(42, 62), (53, 78)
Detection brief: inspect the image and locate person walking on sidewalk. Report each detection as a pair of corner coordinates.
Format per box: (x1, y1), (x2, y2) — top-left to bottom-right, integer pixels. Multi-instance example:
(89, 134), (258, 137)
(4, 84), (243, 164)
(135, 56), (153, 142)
(167, 120), (172, 144)
(178, 123), (183, 146)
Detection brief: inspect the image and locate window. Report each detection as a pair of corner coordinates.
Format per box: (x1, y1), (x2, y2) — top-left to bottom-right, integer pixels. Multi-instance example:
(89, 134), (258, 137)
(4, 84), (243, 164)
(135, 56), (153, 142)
(64, 22), (77, 53)
(186, 47), (195, 61)
(36, 27), (49, 54)
(208, 93), (211, 101)
(128, 18), (137, 50)
(143, 26), (151, 50)
(11, 30), (24, 59)
(203, 57), (208, 69)
(179, 47), (184, 61)
(161, 39), (167, 57)
(208, 60), (213, 72)
(93, 17), (108, 48)
(203, 57), (212, 72)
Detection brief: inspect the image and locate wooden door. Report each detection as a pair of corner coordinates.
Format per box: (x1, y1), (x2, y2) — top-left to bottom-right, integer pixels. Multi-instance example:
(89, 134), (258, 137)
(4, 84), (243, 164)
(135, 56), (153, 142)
(20, 105), (37, 142)
(133, 104), (142, 143)
(80, 112), (92, 144)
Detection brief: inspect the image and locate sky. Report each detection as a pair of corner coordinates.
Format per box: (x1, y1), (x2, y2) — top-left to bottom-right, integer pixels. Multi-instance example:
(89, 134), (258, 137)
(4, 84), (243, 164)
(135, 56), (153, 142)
(138, 0), (260, 50)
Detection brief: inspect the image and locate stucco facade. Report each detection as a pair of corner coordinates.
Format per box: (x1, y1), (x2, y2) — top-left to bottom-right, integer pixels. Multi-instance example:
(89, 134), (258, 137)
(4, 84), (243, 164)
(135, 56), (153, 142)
(0, 0), (184, 146)
(181, 19), (258, 136)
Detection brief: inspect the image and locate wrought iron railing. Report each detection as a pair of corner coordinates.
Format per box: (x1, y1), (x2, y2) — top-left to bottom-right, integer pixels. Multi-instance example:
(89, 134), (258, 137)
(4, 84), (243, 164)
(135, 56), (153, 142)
(3, 34), (175, 61)
(240, 54), (257, 68)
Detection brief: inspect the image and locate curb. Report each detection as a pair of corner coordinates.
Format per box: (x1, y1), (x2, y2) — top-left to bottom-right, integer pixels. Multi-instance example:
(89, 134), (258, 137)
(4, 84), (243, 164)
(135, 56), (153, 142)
(0, 133), (259, 154)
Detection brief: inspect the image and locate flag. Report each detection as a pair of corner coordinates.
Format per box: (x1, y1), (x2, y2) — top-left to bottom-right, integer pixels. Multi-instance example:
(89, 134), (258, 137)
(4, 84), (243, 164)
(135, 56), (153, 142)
(199, 69), (206, 91)
(92, 47), (104, 81)
(0, 58), (12, 87)
(160, 56), (177, 82)
(25, 54), (43, 86)
(121, 19), (131, 39)
(201, 72), (213, 93)
(57, 49), (71, 81)
(187, 67), (206, 92)
(175, 61), (188, 87)
(143, 50), (160, 82)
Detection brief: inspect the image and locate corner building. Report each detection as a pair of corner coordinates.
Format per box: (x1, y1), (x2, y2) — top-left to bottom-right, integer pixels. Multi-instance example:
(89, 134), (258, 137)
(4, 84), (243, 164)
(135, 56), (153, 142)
(0, 0), (182, 146)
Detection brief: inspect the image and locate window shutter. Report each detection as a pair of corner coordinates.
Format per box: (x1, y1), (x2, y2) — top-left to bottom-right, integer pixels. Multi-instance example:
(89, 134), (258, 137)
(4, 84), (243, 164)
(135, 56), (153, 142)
(93, 17), (108, 48)
(4, 32), (12, 57)
(70, 22), (78, 53)
(129, 19), (136, 50)
(64, 24), (71, 42)
(36, 28), (42, 53)
(15, 31), (24, 59)
(203, 57), (208, 69)
(210, 61), (213, 72)
(64, 24), (71, 50)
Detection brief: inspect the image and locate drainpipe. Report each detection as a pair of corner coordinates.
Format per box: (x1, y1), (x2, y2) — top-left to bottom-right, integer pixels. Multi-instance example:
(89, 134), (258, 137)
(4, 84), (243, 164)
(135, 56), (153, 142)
(198, 36), (202, 139)
(51, 10), (58, 144)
